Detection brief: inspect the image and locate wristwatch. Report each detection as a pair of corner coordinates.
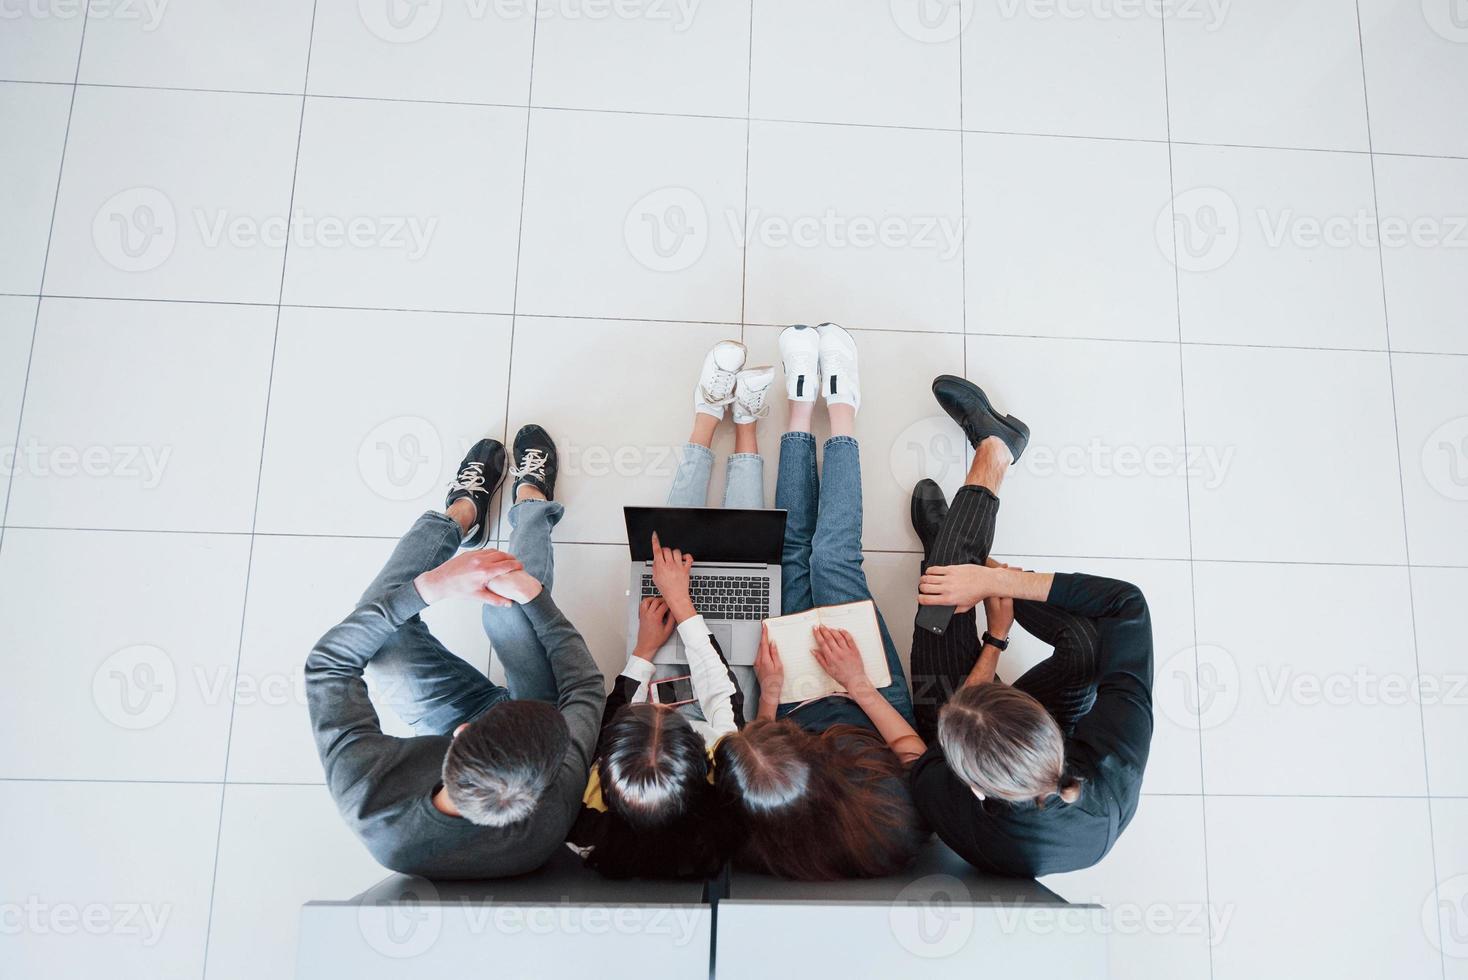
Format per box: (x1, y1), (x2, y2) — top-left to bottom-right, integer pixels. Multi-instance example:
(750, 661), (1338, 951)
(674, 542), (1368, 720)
(982, 631), (1010, 651)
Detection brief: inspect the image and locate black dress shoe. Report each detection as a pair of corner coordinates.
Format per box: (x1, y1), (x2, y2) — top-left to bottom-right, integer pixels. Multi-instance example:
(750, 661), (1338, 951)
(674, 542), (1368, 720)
(911, 479), (949, 563)
(931, 375), (1030, 463)
(445, 438), (506, 548)
(510, 424), (559, 501)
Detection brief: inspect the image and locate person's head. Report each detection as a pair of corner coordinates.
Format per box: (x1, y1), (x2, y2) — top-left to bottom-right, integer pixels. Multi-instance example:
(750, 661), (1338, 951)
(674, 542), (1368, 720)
(937, 684), (1081, 805)
(441, 700), (569, 827)
(714, 720), (925, 880)
(598, 703), (711, 830)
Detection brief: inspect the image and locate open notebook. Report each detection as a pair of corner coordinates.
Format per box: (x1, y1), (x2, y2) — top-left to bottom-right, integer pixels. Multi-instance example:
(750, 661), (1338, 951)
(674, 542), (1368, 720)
(763, 599), (891, 704)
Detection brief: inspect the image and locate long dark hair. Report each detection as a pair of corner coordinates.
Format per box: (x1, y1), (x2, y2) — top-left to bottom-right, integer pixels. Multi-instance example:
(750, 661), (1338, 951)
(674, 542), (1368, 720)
(713, 719), (925, 880)
(585, 704), (731, 879)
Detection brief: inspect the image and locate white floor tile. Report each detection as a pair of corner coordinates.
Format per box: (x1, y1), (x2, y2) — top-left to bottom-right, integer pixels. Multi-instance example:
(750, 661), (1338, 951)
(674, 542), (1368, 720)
(1393, 353), (1468, 567)
(0, 781), (219, 980)
(307, 0), (534, 105)
(1169, 144), (1387, 349)
(965, 336), (1192, 560)
(228, 534), (395, 783)
(0, 529), (249, 781)
(1359, 0), (1468, 157)
(0, 8), (83, 82)
(1182, 345), (1405, 564)
(744, 324), (967, 553)
(282, 97), (526, 313)
(965, 133), (1177, 342)
(1005, 555), (1202, 795)
(0, 296), (38, 520)
(1431, 798), (1468, 974)
(1043, 796), (1213, 980)
(1193, 560), (1425, 796)
(516, 109), (746, 323)
(961, 1), (1168, 141)
(1412, 567), (1468, 798)
(1206, 796), (1441, 980)
(860, 549), (924, 680)
(532, 0), (751, 116)
(255, 307), (511, 538)
(744, 122), (964, 334)
(7, 298), (275, 533)
(78, 0), (313, 92)
(45, 86), (301, 304)
(0, 82), (71, 294)
(748, 0), (960, 129)
(502, 317), (747, 544)
(536, 541), (629, 687)
(1164, 0), (1369, 151)
(1375, 155), (1468, 355)
(203, 784), (385, 980)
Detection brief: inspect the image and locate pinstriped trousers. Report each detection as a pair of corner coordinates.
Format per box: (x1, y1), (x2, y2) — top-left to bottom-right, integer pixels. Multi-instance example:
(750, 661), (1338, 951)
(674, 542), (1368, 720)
(910, 485), (1100, 744)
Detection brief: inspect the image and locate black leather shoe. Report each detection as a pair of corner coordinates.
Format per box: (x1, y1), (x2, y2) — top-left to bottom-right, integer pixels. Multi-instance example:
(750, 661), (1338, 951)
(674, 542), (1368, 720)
(510, 424), (559, 502)
(911, 479), (949, 563)
(445, 438), (506, 548)
(931, 375), (1030, 463)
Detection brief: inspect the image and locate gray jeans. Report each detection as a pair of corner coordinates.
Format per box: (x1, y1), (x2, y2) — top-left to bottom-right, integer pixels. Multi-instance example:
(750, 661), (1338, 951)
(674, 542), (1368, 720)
(364, 508), (561, 736)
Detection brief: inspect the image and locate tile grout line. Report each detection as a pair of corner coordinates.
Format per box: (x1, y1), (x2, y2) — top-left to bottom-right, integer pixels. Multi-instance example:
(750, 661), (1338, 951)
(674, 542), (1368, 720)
(957, 14), (968, 383)
(0, 13), (90, 563)
(1158, 10), (1216, 979)
(198, 4), (320, 975)
(1353, 5), (1445, 976)
(737, 0), (754, 345)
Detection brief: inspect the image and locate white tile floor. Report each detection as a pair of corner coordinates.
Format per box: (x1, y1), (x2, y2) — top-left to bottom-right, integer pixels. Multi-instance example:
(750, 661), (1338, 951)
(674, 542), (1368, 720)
(0, 2), (1464, 979)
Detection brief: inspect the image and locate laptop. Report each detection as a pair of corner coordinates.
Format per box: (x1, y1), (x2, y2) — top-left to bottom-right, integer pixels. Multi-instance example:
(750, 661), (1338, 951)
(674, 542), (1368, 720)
(623, 506), (786, 667)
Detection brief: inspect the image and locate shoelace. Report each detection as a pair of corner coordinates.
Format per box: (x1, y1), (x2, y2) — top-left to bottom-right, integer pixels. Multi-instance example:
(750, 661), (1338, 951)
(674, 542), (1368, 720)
(447, 461), (487, 497)
(512, 448), (549, 482)
(736, 381), (772, 420)
(701, 369), (738, 404)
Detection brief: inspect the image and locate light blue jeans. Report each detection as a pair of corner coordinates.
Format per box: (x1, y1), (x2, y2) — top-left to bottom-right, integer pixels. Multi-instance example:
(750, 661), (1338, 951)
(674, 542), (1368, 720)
(666, 442), (764, 508)
(775, 432), (917, 729)
(478, 498), (568, 702)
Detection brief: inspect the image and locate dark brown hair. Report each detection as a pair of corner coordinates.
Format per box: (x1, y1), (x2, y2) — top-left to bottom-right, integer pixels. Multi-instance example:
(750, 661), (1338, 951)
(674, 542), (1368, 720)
(713, 719), (925, 880)
(442, 700), (569, 826)
(937, 684), (1082, 805)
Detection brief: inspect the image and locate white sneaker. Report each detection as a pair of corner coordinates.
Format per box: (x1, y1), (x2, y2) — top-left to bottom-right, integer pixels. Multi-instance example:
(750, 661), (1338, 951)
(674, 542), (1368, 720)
(732, 366), (775, 425)
(778, 324), (821, 403)
(817, 322), (860, 412)
(694, 340), (747, 419)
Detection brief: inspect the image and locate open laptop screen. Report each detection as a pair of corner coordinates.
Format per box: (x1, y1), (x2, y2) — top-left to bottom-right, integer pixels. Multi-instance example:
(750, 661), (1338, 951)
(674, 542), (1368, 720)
(624, 507), (787, 566)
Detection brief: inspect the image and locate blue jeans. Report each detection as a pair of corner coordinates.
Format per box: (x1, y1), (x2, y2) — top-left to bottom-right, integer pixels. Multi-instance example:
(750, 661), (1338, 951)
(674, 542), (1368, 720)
(774, 432), (916, 730)
(363, 510), (559, 736)
(666, 442), (764, 508)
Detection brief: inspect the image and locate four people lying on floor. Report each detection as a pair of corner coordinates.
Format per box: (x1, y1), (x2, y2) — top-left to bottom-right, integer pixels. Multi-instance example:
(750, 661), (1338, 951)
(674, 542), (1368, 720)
(306, 324), (1154, 883)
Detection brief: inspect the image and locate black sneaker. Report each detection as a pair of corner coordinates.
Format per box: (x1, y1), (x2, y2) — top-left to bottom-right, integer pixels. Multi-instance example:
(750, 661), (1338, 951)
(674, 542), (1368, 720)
(931, 375), (1030, 463)
(510, 424), (558, 502)
(911, 479), (949, 565)
(446, 438), (506, 548)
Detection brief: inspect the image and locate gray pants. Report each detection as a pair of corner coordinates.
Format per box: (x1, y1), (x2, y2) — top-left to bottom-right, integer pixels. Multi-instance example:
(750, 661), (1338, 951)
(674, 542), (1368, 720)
(364, 507), (562, 736)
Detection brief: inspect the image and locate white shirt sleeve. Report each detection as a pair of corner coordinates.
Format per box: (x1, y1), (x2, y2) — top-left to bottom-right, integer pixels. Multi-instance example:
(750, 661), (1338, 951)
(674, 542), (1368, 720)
(619, 655), (656, 704)
(676, 615), (739, 743)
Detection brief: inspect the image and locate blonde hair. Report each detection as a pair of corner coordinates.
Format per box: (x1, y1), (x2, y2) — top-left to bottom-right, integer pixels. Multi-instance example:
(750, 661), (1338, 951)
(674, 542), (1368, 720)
(937, 685), (1081, 805)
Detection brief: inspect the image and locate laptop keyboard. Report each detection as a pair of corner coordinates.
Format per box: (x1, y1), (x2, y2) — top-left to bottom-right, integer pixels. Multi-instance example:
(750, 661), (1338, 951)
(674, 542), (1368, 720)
(640, 573), (770, 621)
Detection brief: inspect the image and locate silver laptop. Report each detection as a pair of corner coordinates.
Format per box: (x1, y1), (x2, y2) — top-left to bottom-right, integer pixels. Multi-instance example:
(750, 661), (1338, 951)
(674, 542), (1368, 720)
(623, 506), (786, 666)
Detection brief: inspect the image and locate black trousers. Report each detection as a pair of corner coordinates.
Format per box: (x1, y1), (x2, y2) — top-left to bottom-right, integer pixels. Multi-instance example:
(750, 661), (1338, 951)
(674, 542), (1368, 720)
(910, 486), (1100, 744)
